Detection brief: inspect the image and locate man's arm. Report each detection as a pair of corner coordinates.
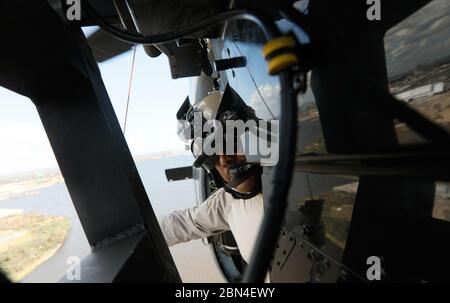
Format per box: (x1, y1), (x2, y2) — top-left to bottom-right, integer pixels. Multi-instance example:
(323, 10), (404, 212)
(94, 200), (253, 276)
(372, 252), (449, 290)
(158, 188), (231, 246)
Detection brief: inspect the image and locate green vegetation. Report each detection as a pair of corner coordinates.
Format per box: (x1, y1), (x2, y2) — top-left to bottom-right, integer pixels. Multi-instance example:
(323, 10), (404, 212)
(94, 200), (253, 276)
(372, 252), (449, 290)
(0, 213), (70, 282)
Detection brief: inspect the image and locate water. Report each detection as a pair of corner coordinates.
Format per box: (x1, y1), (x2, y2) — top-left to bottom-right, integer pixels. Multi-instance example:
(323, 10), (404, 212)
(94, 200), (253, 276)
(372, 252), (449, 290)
(0, 155), (225, 283)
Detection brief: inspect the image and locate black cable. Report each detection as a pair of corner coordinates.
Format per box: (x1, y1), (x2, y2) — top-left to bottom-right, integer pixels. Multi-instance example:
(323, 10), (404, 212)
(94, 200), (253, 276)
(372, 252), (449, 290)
(83, 0), (299, 283)
(346, 65), (450, 144)
(242, 70), (298, 283)
(82, 1), (277, 43)
(387, 94), (450, 144)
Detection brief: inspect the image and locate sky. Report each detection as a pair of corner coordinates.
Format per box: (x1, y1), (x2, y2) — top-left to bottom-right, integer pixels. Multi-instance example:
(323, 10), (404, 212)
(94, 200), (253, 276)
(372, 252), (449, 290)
(0, 27), (190, 176)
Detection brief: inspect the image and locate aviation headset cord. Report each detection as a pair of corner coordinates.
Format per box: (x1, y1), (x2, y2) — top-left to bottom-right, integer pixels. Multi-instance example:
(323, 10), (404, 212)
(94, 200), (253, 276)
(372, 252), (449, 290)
(123, 44), (137, 135)
(81, 1), (278, 43)
(82, 0), (305, 283)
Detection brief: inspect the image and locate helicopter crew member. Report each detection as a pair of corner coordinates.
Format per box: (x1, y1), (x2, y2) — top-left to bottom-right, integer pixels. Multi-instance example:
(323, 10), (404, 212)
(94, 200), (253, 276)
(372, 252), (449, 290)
(158, 85), (266, 269)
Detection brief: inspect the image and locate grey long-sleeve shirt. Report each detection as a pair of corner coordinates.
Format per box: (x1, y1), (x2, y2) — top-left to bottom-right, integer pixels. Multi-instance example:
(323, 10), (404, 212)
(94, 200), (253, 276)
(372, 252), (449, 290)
(158, 187), (264, 264)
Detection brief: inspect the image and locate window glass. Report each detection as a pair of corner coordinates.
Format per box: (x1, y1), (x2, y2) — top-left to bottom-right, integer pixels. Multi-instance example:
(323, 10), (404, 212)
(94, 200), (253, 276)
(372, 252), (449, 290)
(384, 0), (450, 145)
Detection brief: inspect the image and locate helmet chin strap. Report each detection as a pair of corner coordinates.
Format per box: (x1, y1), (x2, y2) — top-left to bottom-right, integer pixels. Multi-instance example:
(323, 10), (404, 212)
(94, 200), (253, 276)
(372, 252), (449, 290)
(223, 163), (262, 199)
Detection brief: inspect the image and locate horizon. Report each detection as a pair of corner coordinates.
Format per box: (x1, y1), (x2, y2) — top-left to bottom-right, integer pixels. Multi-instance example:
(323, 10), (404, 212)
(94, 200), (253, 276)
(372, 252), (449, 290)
(0, 27), (191, 177)
(0, 149), (192, 179)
